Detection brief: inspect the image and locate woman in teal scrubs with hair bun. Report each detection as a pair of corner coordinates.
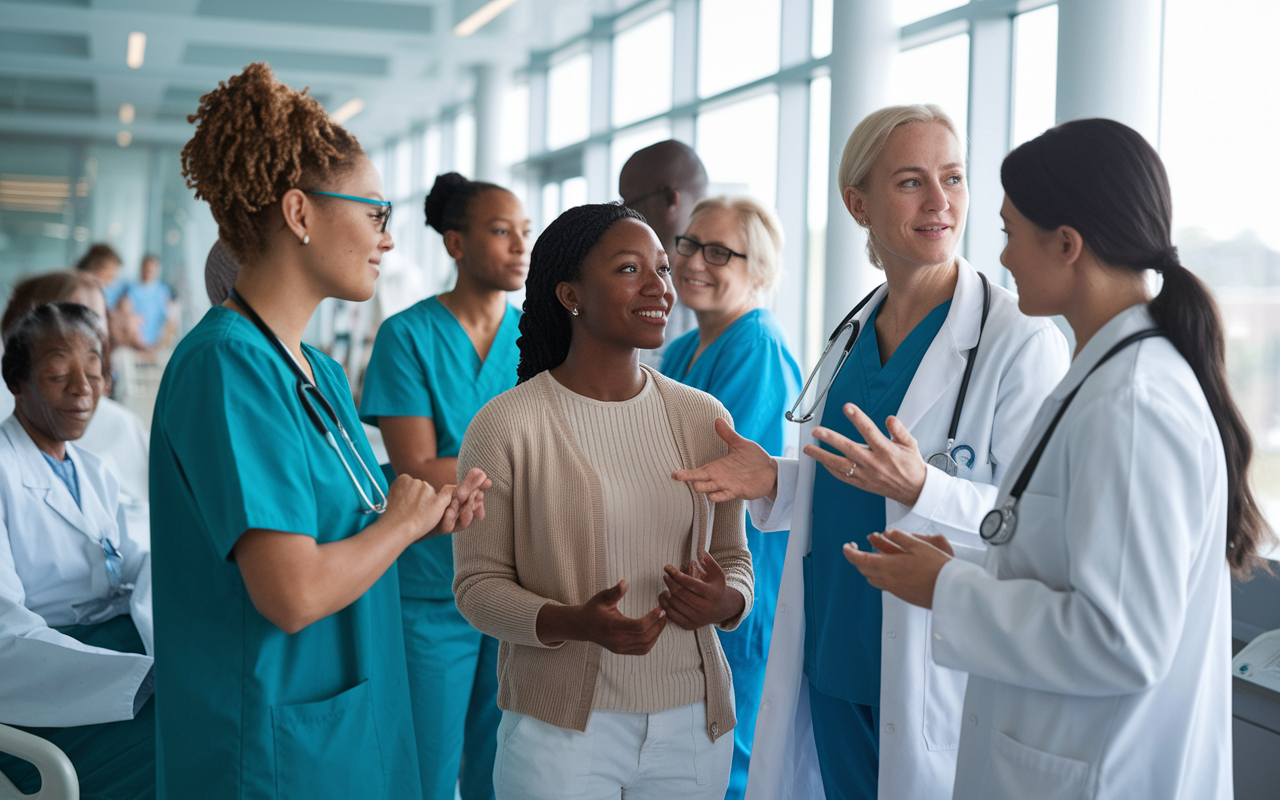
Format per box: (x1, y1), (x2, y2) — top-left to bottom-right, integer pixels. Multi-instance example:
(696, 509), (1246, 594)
(152, 63), (488, 800)
(359, 172), (528, 800)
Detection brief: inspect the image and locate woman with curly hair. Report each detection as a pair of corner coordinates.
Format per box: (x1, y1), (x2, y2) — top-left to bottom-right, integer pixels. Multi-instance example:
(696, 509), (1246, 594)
(359, 172), (529, 800)
(151, 63), (489, 800)
(452, 202), (753, 799)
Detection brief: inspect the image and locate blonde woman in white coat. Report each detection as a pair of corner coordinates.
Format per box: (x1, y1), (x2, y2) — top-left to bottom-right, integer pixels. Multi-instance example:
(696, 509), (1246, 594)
(847, 119), (1275, 800)
(674, 104), (1068, 800)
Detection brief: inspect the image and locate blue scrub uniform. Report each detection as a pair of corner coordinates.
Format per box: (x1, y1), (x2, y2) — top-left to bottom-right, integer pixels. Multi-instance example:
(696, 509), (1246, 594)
(150, 306), (421, 800)
(661, 308), (802, 800)
(806, 299), (951, 800)
(359, 297), (521, 800)
(0, 616), (155, 799)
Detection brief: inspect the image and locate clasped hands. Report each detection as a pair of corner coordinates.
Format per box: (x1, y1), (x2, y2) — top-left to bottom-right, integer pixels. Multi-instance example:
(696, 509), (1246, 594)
(536, 551), (744, 655)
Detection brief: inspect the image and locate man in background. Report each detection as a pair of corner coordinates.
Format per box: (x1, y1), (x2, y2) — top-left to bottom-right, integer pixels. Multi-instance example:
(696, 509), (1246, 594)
(124, 254), (174, 350)
(619, 140), (708, 366)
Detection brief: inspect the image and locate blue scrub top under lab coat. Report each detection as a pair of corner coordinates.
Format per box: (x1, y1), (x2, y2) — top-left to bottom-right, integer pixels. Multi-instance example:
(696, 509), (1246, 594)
(806, 298), (951, 707)
(359, 296), (522, 599)
(661, 308), (802, 657)
(150, 306), (421, 800)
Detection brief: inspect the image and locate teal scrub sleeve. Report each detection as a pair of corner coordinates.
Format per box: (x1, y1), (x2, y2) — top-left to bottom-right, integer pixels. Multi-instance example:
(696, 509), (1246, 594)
(162, 341), (319, 559)
(708, 333), (796, 454)
(359, 316), (438, 424)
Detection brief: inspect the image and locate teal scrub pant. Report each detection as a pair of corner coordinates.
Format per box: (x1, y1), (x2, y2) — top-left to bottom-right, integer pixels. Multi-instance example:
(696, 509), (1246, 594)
(808, 686), (879, 800)
(0, 615), (155, 800)
(402, 597), (501, 800)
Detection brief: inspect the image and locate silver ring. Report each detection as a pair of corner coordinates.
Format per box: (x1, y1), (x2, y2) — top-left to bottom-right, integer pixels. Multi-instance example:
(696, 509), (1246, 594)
(846, 464), (857, 476)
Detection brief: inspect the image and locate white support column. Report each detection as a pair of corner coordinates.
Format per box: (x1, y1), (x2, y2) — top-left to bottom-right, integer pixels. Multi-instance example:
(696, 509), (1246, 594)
(772, 0), (813, 350)
(474, 64), (507, 184)
(1056, 0), (1164, 145)
(671, 0), (698, 145)
(586, 17), (613, 202)
(823, 0), (896, 334)
(525, 52), (550, 227)
(965, 12), (1013, 281)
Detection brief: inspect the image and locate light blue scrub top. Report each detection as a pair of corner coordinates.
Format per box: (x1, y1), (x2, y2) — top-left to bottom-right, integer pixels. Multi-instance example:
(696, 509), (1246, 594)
(359, 296), (522, 599)
(661, 308), (802, 658)
(125, 280), (173, 347)
(151, 306), (421, 800)
(805, 299), (951, 707)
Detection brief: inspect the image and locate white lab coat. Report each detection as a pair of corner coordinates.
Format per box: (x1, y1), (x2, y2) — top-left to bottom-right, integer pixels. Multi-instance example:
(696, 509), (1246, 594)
(0, 413), (154, 728)
(744, 259), (1070, 800)
(931, 304), (1233, 800)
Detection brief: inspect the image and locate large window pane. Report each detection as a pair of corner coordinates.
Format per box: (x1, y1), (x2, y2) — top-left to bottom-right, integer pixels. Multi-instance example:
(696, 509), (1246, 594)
(454, 111), (476, 178)
(1010, 4), (1058, 148)
(421, 126), (442, 186)
(894, 0), (968, 27)
(698, 0), (781, 98)
(696, 92), (779, 206)
(610, 120), (674, 197)
(613, 10), (674, 127)
(812, 0), (833, 59)
(806, 74), (832, 372)
(1162, 0), (1280, 552)
(502, 82), (530, 167)
(392, 138), (413, 200)
(888, 34), (970, 139)
(546, 51), (592, 150)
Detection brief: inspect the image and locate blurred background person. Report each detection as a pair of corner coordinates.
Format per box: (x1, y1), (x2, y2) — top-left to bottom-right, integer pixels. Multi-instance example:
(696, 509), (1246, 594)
(359, 171), (529, 800)
(659, 195), (801, 800)
(74, 244), (125, 308)
(124, 254), (175, 352)
(619, 140), (709, 366)
(0, 302), (155, 800)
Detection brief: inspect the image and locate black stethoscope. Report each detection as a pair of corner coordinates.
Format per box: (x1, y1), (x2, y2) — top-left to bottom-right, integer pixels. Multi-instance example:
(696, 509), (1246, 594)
(786, 272), (992, 477)
(979, 328), (1163, 545)
(228, 289), (388, 515)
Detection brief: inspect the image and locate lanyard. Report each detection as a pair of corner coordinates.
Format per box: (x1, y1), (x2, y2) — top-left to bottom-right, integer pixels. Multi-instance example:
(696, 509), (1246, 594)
(979, 328), (1163, 545)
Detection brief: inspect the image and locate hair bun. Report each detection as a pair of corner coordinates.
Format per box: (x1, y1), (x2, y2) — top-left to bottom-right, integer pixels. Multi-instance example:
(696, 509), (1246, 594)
(424, 172), (469, 233)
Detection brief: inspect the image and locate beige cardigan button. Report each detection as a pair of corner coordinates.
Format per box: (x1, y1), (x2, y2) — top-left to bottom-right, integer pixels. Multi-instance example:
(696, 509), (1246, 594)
(711, 722), (719, 737)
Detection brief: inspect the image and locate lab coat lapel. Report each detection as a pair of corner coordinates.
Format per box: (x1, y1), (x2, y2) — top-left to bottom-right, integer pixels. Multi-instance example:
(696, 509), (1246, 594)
(5, 414), (93, 537)
(895, 259), (983, 432)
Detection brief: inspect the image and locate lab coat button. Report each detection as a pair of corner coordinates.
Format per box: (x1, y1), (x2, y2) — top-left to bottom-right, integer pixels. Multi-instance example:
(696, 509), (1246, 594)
(781, 604), (788, 613)
(887, 630), (896, 639)
(933, 633), (942, 640)
(884, 723), (895, 734)
(969, 714), (978, 727)
(763, 700), (771, 710)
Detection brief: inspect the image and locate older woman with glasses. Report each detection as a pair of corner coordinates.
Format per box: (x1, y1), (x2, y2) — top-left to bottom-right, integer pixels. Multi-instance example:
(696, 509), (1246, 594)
(658, 195), (801, 800)
(0, 302), (156, 799)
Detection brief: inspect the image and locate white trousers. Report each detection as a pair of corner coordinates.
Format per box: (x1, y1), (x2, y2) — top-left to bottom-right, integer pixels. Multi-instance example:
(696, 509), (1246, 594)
(493, 701), (733, 800)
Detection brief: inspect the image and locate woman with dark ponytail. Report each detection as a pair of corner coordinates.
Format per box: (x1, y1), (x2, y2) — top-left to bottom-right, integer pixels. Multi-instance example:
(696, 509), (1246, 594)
(359, 171), (528, 800)
(452, 203), (754, 798)
(845, 117), (1274, 800)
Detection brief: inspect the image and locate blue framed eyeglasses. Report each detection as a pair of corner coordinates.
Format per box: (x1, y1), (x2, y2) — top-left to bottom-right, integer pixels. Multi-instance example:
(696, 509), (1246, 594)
(306, 190), (393, 232)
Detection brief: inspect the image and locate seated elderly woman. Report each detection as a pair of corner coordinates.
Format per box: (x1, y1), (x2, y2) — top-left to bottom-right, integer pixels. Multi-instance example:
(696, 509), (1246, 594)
(0, 302), (154, 799)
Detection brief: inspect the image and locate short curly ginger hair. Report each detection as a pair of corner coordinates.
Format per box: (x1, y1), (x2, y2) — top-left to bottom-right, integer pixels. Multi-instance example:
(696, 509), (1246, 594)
(180, 62), (364, 264)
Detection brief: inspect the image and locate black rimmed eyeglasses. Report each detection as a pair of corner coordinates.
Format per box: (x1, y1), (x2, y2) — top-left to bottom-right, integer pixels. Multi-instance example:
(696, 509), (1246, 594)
(674, 236), (747, 267)
(306, 190), (393, 233)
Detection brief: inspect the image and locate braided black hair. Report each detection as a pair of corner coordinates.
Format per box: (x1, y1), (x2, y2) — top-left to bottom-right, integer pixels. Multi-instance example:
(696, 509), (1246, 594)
(516, 203), (646, 383)
(424, 172), (505, 234)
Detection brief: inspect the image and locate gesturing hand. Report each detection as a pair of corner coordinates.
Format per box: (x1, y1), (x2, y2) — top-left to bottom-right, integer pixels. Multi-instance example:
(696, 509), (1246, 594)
(433, 467), (492, 536)
(842, 529), (952, 610)
(577, 580), (668, 655)
(672, 417), (779, 502)
(658, 551), (746, 630)
(804, 403), (928, 507)
(382, 474), (455, 542)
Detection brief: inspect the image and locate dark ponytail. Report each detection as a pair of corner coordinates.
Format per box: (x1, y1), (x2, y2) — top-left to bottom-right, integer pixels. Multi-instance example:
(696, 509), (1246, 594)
(1003, 118), (1275, 579)
(517, 202), (645, 383)
(423, 172), (504, 235)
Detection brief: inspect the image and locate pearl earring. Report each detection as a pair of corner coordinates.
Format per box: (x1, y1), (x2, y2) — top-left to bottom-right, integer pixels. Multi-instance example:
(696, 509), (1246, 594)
(301, 234), (310, 245)
(571, 307), (579, 316)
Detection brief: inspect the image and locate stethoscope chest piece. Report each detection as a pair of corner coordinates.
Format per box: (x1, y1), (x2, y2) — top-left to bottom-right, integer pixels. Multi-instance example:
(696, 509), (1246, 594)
(980, 500), (1017, 545)
(926, 450), (960, 477)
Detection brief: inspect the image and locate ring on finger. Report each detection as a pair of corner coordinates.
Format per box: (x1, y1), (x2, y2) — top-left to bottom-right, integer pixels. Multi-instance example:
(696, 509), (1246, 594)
(846, 463), (857, 476)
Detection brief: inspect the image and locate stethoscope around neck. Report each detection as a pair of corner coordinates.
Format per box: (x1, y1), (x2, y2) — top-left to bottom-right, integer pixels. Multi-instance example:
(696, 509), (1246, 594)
(227, 289), (388, 515)
(786, 271), (992, 477)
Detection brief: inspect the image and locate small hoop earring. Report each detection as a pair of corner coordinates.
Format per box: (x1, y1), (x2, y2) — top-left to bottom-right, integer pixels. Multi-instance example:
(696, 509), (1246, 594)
(301, 234), (310, 245)
(571, 307), (579, 316)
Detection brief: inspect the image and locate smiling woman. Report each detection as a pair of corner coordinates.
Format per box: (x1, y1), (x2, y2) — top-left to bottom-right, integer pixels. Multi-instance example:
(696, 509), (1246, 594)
(452, 202), (754, 800)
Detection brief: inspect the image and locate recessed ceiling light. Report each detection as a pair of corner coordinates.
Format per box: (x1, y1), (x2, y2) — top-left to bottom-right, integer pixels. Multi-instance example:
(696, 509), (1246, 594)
(117, 130), (132, 147)
(330, 98), (365, 124)
(453, 0), (522, 37)
(119, 103), (135, 124)
(126, 32), (146, 68)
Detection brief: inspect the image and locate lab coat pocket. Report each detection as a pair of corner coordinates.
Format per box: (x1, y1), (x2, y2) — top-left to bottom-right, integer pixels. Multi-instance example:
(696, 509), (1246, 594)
(922, 614), (966, 751)
(272, 679), (386, 800)
(985, 729), (1088, 800)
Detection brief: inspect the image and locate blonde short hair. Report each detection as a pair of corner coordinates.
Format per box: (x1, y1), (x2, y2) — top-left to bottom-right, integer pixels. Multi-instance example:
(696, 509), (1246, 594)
(687, 195), (785, 294)
(837, 104), (965, 268)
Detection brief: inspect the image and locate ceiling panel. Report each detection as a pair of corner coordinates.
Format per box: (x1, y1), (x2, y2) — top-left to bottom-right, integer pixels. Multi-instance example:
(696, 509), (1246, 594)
(0, 28), (91, 58)
(0, 75), (96, 115)
(183, 43), (390, 77)
(195, 0), (436, 34)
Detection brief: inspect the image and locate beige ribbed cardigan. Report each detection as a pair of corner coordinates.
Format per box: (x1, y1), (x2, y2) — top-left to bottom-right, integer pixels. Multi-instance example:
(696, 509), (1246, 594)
(453, 365), (753, 742)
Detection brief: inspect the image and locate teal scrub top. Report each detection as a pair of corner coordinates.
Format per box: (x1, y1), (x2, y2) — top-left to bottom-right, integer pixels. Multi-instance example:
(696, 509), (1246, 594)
(150, 306), (421, 800)
(359, 296), (522, 599)
(805, 299), (951, 707)
(661, 308), (802, 658)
